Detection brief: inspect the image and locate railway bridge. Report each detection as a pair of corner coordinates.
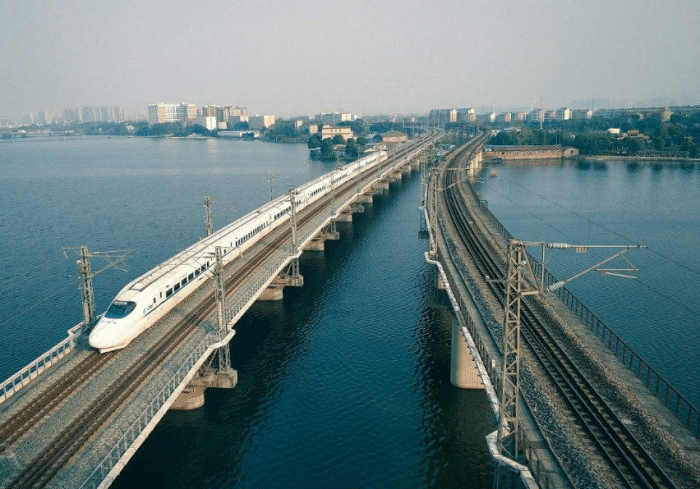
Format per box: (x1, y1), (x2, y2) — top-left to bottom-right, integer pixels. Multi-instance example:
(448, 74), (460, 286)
(424, 134), (700, 488)
(0, 132), (440, 489)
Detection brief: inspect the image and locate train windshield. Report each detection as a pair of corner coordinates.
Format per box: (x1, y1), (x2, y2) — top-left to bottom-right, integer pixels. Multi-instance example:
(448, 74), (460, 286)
(105, 300), (137, 319)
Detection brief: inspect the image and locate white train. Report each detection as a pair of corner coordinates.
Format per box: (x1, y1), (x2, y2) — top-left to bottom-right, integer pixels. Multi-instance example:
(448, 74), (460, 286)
(89, 150), (388, 353)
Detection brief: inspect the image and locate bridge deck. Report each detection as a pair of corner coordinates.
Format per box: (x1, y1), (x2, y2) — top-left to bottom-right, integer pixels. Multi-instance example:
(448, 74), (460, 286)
(0, 137), (436, 488)
(429, 138), (700, 488)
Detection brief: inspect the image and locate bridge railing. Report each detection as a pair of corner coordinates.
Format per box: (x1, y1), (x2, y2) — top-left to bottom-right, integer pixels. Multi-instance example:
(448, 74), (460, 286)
(474, 187), (700, 440)
(79, 146), (429, 487)
(0, 323), (83, 404)
(80, 333), (214, 489)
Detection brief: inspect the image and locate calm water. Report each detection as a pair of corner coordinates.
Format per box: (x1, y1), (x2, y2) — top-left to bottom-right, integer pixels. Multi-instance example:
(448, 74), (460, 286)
(475, 158), (700, 407)
(0, 137), (494, 488)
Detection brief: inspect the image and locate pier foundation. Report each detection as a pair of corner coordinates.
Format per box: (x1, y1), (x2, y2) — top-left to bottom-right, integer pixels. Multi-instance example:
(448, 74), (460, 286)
(258, 269), (304, 301)
(304, 228), (340, 251)
(171, 367), (238, 410)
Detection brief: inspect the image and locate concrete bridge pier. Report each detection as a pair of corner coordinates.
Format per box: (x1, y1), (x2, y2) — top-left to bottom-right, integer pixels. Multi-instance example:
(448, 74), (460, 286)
(304, 226), (340, 251)
(170, 365), (238, 410)
(450, 317), (484, 389)
(336, 201), (365, 221)
(258, 264), (304, 301)
(375, 179), (390, 191)
(357, 193), (373, 204)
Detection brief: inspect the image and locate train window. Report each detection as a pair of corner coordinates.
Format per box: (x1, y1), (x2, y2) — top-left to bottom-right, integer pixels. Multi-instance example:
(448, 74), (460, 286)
(174, 283), (181, 292)
(181, 278), (187, 287)
(105, 300), (137, 319)
(195, 269), (200, 276)
(188, 273), (194, 281)
(166, 288), (173, 297)
(153, 298), (156, 304)
(160, 292), (162, 298)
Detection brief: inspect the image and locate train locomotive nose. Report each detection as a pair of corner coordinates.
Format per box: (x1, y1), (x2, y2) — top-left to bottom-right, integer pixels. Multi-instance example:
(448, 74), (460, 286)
(88, 329), (109, 350)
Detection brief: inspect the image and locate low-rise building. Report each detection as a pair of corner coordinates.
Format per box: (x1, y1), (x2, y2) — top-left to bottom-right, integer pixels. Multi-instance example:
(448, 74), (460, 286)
(486, 144), (579, 160)
(572, 109), (594, 119)
(498, 112), (512, 124)
(380, 130), (408, 143)
(555, 107), (572, 120)
(527, 109), (545, 124)
(321, 124), (353, 141)
(218, 130), (261, 138)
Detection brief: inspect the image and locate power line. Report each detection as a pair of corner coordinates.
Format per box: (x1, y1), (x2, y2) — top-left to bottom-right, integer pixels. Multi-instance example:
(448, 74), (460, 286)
(0, 285), (75, 328)
(481, 180), (577, 243)
(486, 176), (700, 277)
(634, 279), (700, 317)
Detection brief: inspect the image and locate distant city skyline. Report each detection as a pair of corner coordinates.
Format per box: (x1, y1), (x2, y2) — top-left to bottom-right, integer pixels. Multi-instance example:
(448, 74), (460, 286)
(8, 94), (700, 126)
(3, 1), (699, 120)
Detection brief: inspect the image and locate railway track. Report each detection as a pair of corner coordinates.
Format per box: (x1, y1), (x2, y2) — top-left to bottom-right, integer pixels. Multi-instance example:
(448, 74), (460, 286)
(3, 135), (433, 488)
(435, 136), (676, 488)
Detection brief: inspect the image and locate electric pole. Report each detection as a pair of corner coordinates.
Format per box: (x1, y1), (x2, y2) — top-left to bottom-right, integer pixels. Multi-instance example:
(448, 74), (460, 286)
(497, 240), (644, 463)
(65, 246), (132, 329)
(205, 195), (213, 236)
(264, 173), (276, 202)
(79, 245), (96, 326)
(214, 246), (231, 372)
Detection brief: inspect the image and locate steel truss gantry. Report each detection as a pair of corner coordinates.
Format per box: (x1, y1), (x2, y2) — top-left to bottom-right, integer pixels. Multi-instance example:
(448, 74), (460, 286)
(497, 240), (644, 463)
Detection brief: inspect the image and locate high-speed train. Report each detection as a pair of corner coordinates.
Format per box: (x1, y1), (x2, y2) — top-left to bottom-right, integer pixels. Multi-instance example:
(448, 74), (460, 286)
(88, 150), (388, 353)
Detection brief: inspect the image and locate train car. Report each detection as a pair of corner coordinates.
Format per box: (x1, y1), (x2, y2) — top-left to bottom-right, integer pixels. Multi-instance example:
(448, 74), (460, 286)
(89, 150), (388, 352)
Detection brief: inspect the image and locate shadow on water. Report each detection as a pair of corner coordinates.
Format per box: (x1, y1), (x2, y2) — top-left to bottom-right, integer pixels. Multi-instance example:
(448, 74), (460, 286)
(413, 268), (495, 488)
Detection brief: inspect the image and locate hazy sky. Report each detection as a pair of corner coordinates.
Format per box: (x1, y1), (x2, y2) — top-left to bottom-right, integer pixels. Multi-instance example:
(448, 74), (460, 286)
(2, 0), (699, 118)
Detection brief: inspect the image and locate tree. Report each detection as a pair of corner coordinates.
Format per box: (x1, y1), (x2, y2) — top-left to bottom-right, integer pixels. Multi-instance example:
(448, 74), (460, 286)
(625, 137), (643, 154)
(267, 121), (299, 140)
(307, 133), (321, 149)
(345, 138), (359, 157)
(320, 138), (336, 162)
(339, 119), (365, 136)
(332, 134), (344, 145)
(357, 136), (368, 146)
(369, 121), (403, 133)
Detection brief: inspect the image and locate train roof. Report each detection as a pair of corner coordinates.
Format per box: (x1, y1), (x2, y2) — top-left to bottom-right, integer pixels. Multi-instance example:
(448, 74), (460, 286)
(125, 150), (387, 293)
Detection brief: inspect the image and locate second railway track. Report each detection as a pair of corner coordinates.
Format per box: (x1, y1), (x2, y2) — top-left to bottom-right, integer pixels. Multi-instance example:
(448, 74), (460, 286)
(435, 135), (676, 488)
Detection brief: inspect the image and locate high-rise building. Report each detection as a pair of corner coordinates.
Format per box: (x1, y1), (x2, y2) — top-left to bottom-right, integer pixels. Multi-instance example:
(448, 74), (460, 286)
(229, 106), (248, 121)
(248, 115), (276, 129)
(37, 110), (52, 125)
(147, 103), (196, 124)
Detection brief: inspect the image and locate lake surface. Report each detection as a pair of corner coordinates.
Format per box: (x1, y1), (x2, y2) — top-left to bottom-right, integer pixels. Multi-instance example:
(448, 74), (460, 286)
(474, 157), (700, 407)
(0, 137), (494, 488)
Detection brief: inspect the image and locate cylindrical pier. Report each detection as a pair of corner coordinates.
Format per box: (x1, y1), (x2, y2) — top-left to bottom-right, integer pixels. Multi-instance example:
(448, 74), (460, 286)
(450, 317), (484, 389)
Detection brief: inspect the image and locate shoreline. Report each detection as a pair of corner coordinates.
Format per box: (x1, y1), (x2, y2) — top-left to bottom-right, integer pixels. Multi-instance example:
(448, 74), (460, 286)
(582, 154), (700, 163)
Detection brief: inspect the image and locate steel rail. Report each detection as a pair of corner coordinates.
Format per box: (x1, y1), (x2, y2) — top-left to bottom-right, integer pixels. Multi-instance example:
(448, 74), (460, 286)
(5, 136), (432, 488)
(437, 141), (676, 488)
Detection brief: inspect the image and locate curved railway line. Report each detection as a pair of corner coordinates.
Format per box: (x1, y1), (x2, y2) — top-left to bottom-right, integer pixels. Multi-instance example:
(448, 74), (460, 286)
(435, 136), (677, 488)
(1, 135), (433, 489)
